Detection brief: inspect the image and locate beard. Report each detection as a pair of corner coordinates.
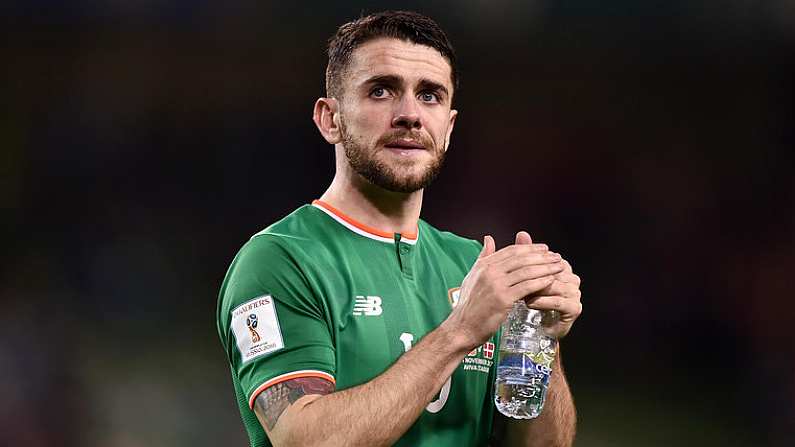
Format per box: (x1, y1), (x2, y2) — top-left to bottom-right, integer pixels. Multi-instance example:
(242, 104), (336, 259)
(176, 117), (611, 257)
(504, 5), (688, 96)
(340, 120), (447, 194)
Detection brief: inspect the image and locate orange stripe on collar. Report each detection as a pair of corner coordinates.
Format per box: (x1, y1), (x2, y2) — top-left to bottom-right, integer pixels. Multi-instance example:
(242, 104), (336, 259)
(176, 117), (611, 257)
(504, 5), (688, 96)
(312, 200), (418, 241)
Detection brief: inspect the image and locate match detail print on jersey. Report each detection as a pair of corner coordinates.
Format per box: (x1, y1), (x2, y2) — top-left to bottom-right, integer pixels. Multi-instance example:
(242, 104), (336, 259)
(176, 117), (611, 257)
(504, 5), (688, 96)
(231, 295), (284, 363)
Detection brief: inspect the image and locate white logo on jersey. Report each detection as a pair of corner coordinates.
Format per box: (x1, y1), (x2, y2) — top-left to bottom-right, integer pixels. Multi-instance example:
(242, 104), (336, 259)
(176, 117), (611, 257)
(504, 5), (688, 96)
(353, 295), (382, 316)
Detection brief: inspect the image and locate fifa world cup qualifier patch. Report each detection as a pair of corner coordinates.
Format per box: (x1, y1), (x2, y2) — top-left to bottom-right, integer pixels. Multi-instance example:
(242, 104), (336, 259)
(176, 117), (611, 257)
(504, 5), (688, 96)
(231, 295), (284, 363)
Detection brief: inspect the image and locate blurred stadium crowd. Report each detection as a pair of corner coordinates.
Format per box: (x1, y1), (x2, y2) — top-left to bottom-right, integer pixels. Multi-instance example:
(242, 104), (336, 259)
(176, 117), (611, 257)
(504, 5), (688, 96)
(2, 1), (793, 446)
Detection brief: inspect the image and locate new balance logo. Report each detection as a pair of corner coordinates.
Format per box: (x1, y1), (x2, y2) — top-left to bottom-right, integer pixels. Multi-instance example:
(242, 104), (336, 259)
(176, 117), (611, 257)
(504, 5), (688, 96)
(353, 295), (382, 316)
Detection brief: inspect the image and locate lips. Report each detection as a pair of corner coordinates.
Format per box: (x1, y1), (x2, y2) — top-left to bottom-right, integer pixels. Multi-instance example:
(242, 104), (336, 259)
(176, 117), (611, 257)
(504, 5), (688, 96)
(384, 139), (426, 150)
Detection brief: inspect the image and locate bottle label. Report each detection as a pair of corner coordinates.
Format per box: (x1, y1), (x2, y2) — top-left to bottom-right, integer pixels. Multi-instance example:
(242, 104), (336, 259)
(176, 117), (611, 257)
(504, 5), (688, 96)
(531, 351), (554, 375)
(497, 351), (552, 386)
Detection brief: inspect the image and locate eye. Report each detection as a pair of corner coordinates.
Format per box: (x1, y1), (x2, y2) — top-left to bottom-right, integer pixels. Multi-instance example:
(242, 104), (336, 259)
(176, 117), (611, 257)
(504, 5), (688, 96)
(370, 87), (390, 98)
(419, 91), (440, 103)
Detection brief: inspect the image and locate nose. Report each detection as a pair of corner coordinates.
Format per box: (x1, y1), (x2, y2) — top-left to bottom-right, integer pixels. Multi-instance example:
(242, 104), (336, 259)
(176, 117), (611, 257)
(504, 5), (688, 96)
(391, 97), (422, 130)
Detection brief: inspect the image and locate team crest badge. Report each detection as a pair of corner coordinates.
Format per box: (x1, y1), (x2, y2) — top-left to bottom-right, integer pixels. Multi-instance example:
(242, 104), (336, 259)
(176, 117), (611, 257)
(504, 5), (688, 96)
(447, 287), (461, 308)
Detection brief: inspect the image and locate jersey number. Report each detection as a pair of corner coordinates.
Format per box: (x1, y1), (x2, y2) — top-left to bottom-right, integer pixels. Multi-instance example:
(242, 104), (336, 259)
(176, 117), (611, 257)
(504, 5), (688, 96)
(399, 332), (451, 413)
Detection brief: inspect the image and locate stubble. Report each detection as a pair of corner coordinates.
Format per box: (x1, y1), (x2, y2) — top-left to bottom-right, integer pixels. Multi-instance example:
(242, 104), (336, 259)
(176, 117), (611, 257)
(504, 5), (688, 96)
(340, 117), (447, 193)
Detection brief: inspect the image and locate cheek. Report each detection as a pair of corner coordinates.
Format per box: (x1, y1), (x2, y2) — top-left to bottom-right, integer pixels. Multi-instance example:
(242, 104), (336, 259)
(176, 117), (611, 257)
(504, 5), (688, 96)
(360, 114), (383, 131)
(428, 118), (451, 147)
(355, 101), (391, 124)
(428, 106), (452, 130)
(349, 110), (387, 140)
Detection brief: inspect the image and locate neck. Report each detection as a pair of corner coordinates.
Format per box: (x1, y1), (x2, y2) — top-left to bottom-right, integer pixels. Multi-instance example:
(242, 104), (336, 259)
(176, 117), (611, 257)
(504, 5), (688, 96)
(319, 154), (423, 236)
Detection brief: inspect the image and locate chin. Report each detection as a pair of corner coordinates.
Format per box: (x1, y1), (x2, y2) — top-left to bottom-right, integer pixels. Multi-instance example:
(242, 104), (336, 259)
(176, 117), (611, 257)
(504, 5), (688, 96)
(382, 171), (437, 193)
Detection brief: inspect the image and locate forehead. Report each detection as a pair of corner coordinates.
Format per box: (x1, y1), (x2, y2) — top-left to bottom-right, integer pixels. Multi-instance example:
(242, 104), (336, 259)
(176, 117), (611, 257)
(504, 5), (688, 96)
(346, 38), (453, 90)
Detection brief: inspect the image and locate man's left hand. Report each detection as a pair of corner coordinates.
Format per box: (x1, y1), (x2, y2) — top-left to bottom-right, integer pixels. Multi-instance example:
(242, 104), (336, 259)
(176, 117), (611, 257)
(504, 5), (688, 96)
(515, 231), (582, 339)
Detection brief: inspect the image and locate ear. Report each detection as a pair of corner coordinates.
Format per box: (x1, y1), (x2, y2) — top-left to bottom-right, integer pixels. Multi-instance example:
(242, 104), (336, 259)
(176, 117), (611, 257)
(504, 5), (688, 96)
(443, 108), (458, 152)
(313, 97), (342, 144)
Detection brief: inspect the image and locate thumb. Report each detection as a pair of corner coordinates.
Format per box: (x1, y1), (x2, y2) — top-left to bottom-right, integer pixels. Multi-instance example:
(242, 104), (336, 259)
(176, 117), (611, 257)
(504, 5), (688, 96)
(479, 235), (496, 258)
(515, 231), (533, 245)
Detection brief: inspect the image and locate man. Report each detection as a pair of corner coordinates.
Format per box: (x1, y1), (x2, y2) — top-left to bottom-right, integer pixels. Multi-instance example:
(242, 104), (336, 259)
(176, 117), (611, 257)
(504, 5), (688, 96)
(217, 11), (582, 447)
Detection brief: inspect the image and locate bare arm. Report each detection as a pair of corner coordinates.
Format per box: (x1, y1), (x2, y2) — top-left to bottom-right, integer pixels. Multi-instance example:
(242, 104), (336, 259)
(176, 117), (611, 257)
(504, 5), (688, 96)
(254, 377), (336, 432)
(500, 349), (576, 447)
(254, 322), (473, 447)
(253, 238), (567, 447)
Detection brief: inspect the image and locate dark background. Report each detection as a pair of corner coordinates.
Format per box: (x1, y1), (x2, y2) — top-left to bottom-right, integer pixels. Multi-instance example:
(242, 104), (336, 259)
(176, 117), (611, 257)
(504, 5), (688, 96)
(2, 1), (793, 446)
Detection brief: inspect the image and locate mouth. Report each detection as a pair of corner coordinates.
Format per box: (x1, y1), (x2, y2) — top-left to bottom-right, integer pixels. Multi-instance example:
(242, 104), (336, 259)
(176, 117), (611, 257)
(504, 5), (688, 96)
(383, 139), (426, 151)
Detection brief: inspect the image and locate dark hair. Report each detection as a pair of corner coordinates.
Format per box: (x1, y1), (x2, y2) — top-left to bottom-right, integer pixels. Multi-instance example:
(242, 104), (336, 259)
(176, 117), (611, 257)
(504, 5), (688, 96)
(325, 10), (458, 99)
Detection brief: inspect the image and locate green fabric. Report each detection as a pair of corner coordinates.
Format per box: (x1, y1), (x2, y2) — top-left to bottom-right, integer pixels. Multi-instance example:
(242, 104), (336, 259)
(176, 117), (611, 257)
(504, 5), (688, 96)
(217, 204), (498, 446)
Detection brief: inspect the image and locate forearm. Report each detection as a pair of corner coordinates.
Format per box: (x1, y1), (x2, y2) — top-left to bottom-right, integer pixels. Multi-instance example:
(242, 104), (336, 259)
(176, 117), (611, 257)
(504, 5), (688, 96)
(271, 322), (471, 447)
(501, 349), (576, 447)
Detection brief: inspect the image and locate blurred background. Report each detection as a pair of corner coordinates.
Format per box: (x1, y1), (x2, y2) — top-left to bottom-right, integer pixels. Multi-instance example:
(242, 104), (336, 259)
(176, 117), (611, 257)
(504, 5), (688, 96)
(2, 1), (793, 446)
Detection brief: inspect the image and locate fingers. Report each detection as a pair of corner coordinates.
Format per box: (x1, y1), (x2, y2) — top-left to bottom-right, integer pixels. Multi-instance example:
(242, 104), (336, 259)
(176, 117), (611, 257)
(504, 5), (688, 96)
(476, 232), (580, 297)
(497, 250), (561, 274)
(477, 234), (576, 282)
(526, 277), (583, 324)
(515, 231), (532, 245)
(553, 268), (581, 286)
(542, 280), (582, 300)
(479, 235), (496, 258)
(525, 295), (583, 317)
(504, 262), (566, 287)
(481, 243), (549, 265)
(509, 276), (557, 299)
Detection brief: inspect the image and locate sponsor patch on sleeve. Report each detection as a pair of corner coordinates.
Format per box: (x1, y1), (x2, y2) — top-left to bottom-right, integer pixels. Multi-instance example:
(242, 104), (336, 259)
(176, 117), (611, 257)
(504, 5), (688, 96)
(231, 295), (284, 363)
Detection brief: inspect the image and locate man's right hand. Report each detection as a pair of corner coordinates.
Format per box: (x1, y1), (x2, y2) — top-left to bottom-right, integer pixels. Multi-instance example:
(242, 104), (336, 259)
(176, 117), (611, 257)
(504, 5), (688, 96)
(443, 235), (565, 350)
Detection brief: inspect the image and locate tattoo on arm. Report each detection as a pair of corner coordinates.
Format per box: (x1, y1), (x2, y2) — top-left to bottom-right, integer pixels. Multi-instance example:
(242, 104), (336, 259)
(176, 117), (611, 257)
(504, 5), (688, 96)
(254, 377), (335, 431)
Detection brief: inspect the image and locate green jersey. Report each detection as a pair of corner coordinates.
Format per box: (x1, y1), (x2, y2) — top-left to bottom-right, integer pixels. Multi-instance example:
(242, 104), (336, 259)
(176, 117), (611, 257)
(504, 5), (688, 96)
(217, 200), (499, 446)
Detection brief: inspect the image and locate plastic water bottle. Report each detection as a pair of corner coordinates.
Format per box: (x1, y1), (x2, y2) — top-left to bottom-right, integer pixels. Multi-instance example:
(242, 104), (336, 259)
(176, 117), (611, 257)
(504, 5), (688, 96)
(494, 301), (557, 419)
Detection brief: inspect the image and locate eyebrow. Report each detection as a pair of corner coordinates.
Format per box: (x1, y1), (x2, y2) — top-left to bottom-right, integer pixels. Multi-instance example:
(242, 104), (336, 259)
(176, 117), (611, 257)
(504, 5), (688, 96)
(362, 74), (449, 98)
(417, 79), (449, 98)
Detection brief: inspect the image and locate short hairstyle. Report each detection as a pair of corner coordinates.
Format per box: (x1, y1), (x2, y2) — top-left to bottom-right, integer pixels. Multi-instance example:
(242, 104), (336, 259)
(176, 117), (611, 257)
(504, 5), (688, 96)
(325, 10), (458, 100)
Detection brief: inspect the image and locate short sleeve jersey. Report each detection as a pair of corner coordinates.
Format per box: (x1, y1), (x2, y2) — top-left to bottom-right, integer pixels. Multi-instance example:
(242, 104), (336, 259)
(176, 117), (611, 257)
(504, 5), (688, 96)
(217, 201), (500, 447)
